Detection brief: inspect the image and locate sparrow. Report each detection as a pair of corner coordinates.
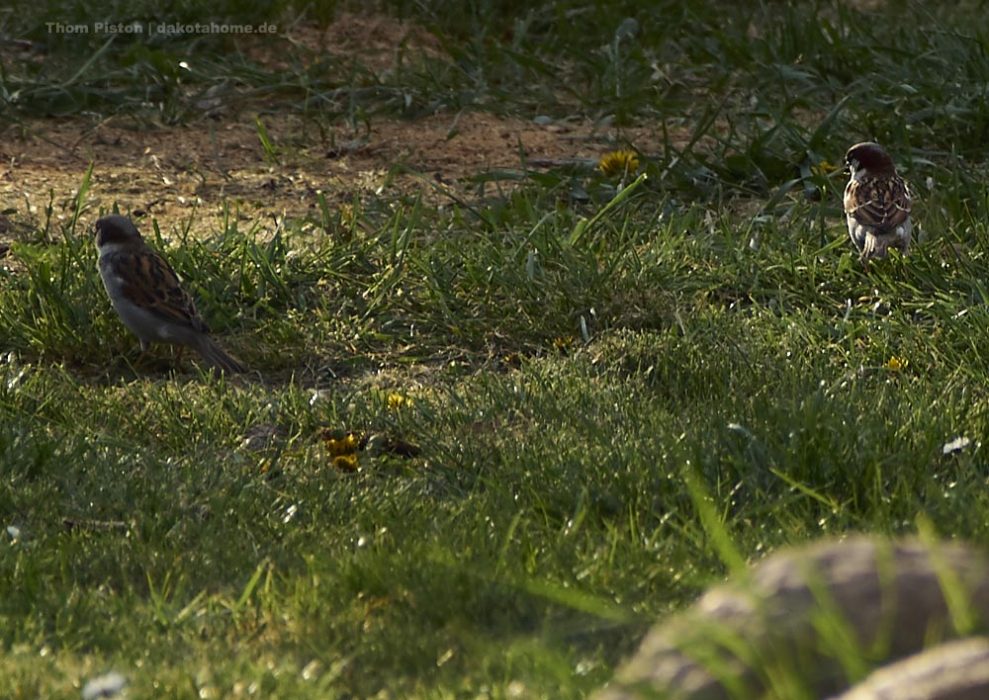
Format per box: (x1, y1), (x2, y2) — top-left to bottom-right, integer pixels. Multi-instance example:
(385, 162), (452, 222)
(94, 214), (246, 373)
(843, 142), (913, 261)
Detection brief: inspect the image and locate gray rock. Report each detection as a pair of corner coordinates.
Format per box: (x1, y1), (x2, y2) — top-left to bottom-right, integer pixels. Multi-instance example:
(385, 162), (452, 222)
(832, 637), (989, 700)
(595, 536), (989, 700)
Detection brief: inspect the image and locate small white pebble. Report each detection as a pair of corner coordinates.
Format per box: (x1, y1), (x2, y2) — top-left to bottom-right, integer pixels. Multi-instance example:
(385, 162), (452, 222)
(81, 671), (126, 700)
(942, 436), (971, 455)
(309, 389), (332, 407)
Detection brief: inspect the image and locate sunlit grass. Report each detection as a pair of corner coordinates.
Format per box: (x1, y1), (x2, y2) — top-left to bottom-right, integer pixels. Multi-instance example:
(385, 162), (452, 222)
(4, 1), (989, 698)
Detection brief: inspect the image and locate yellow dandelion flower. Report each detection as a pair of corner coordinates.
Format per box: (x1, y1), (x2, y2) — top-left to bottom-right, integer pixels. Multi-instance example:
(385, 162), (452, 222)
(332, 453), (359, 472)
(552, 335), (576, 352)
(884, 356), (907, 371)
(387, 393), (413, 410)
(598, 149), (640, 177)
(811, 160), (838, 177)
(325, 432), (361, 456)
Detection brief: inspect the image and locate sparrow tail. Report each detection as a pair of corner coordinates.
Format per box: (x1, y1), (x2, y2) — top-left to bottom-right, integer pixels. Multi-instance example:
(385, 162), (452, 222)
(194, 335), (247, 374)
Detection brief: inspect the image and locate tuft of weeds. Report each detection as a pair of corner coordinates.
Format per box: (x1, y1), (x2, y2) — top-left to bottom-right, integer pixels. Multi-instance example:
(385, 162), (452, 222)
(6, 1), (989, 698)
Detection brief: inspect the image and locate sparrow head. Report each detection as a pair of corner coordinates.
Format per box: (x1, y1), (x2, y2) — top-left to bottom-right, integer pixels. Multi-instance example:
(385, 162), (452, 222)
(844, 142), (896, 177)
(94, 215), (143, 249)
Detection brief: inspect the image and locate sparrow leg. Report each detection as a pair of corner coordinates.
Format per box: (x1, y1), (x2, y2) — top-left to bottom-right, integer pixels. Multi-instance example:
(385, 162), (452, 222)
(131, 339), (150, 369)
(860, 240), (872, 270)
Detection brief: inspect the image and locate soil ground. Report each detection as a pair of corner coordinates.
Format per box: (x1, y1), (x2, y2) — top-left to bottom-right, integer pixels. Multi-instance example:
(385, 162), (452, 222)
(0, 12), (673, 245)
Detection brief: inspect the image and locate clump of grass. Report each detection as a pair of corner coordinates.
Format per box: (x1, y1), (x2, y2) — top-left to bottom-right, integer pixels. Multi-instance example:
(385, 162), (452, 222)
(6, 1), (989, 698)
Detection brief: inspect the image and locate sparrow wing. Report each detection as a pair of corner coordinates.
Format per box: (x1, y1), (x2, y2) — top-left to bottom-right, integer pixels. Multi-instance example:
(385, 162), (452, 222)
(116, 249), (211, 334)
(844, 175), (912, 234)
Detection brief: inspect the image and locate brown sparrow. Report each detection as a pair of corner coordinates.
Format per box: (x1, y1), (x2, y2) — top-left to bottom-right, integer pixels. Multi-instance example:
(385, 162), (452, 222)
(843, 142), (913, 260)
(95, 215), (246, 373)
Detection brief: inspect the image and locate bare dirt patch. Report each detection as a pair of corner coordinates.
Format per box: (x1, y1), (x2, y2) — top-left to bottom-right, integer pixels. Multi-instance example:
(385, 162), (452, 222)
(244, 10), (445, 73)
(0, 110), (668, 244)
(0, 12), (679, 246)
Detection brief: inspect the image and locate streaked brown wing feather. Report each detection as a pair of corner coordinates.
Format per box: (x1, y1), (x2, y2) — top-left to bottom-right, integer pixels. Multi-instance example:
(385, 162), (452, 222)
(118, 250), (210, 333)
(844, 175), (911, 234)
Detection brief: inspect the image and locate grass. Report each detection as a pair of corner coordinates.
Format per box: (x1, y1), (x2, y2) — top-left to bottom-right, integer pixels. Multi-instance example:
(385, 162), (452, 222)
(3, 0), (989, 698)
